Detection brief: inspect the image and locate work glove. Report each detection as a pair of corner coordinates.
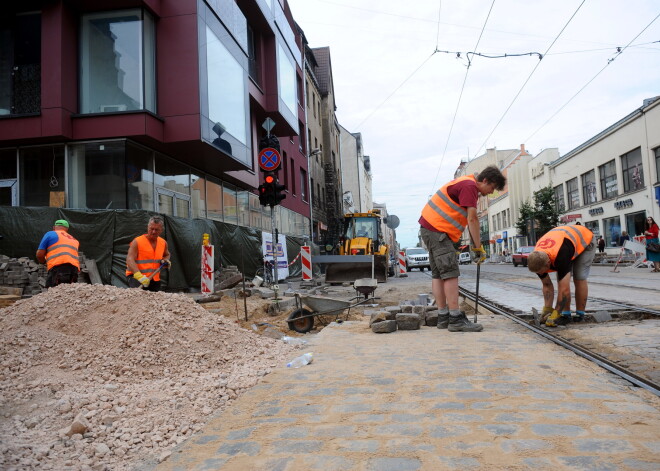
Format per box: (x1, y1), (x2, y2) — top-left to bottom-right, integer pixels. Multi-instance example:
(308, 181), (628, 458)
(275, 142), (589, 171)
(540, 306), (554, 323)
(161, 259), (172, 269)
(133, 271), (150, 287)
(545, 309), (561, 327)
(471, 246), (487, 264)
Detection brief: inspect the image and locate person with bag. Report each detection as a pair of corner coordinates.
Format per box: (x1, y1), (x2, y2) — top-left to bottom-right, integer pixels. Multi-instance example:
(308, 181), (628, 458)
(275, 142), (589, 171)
(527, 224), (596, 327)
(126, 216), (171, 291)
(36, 219), (80, 288)
(419, 165), (506, 332)
(644, 216), (660, 272)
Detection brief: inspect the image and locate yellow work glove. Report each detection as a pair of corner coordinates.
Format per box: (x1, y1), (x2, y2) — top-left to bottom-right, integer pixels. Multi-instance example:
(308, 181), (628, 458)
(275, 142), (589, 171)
(540, 306), (554, 323)
(161, 259), (172, 269)
(133, 271), (150, 287)
(471, 246), (487, 264)
(545, 309), (561, 327)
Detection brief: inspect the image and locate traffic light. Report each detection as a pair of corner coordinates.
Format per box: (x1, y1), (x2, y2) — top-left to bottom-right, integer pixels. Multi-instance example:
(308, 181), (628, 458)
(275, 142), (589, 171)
(259, 173), (276, 206)
(274, 179), (286, 206)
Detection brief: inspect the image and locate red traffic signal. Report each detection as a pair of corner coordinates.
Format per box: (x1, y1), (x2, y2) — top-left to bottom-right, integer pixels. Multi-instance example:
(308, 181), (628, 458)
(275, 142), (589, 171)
(258, 172), (286, 207)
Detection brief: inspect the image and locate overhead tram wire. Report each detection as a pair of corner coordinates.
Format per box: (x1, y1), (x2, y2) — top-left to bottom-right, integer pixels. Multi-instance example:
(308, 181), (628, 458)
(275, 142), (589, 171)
(472, 0), (586, 158)
(524, 13), (660, 144)
(430, 0), (496, 192)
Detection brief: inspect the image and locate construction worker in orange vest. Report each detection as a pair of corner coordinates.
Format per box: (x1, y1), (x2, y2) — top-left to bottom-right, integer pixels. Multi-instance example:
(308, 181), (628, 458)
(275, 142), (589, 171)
(36, 219), (80, 288)
(126, 216), (171, 292)
(419, 165), (506, 332)
(527, 224), (596, 327)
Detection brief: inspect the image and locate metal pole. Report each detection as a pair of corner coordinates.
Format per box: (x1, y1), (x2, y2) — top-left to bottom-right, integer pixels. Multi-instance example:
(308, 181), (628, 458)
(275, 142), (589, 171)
(271, 206), (278, 286)
(474, 262), (481, 323)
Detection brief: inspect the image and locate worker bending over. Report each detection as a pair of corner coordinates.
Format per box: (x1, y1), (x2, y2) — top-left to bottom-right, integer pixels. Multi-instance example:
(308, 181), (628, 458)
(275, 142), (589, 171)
(36, 219), (80, 288)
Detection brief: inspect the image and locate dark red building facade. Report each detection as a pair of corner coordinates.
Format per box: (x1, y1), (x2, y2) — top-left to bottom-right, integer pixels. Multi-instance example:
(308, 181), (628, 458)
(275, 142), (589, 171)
(0, 0), (310, 237)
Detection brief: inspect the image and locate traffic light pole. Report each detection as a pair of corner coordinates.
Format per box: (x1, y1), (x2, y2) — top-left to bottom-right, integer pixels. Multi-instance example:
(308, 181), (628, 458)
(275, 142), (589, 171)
(270, 206), (280, 304)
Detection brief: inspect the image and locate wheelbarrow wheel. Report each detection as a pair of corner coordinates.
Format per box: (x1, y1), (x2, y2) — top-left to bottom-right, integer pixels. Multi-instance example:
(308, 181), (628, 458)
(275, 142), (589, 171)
(287, 308), (314, 334)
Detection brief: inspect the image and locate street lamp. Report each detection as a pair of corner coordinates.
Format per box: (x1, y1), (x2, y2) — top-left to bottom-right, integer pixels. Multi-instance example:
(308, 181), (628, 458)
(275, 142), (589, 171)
(307, 148), (321, 243)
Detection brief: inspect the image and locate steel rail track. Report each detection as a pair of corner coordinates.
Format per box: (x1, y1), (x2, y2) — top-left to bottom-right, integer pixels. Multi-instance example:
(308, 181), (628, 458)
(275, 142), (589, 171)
(458, 286), (660, 397)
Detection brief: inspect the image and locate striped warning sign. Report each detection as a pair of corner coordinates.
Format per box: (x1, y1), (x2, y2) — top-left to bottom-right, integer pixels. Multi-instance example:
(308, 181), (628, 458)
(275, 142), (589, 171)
(398, 250), (407, 277)
(301, 246), (312, 280)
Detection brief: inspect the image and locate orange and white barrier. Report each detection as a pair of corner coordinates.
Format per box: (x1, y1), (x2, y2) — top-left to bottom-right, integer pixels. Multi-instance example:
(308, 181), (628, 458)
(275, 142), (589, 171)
(398, 250), (407, 277)
(301, 245), (312, 280)
(201, 234), (214, 295)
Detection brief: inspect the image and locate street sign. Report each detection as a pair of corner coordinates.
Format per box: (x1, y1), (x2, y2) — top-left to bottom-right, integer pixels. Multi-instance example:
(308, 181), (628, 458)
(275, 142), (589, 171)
(262, 118), (275, 134)
(258, 147), (281, 171)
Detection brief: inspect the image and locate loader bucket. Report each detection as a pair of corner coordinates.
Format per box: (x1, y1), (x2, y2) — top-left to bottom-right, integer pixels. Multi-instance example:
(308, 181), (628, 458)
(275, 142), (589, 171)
(323, 255), (388, 283)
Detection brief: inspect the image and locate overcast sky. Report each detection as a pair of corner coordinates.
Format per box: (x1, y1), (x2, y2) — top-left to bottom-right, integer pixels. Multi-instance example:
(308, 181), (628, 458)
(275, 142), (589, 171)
(288, 0), (660, 249)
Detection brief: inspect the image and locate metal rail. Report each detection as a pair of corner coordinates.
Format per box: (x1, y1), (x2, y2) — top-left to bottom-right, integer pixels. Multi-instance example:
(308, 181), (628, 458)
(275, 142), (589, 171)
(458, 287), (660, 397)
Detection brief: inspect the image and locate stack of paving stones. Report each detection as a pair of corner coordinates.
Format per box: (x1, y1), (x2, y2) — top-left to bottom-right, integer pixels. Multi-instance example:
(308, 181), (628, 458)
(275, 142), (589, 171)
(214, 265), (243, 292)
(0, 252), (92, 298)
(370, 302), (438, 333)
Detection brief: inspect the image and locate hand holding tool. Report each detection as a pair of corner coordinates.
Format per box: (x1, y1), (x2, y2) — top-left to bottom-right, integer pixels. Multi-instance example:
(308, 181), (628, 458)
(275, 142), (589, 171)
(471, 246), (487, 264)
(133, 271), (150, 287)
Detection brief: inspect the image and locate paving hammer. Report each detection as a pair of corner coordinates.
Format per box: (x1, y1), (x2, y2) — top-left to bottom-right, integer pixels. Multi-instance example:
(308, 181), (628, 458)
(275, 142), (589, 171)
(474, 260), (481, 323)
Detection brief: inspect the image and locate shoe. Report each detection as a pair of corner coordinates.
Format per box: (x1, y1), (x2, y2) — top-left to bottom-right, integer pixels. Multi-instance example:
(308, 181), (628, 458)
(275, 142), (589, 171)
(546, 312), (571, 327)
(448, 312), (483, 332)
(437, 313), (449, 329)
(573, 315), (584, 323)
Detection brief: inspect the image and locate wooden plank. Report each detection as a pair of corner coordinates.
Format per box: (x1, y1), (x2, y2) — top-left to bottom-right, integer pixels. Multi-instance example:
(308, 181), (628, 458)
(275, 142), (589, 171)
(0, 294), (21, 308)
(84, 259), (103, 285)
(0, 286), (23, 296)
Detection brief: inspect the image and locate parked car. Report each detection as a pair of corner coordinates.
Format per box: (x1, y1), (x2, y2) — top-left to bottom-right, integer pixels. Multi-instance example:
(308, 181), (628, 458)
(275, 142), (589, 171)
(458, 252), (471, 265)
(404, 247), (430, 271)
(512, 246), (535, 267)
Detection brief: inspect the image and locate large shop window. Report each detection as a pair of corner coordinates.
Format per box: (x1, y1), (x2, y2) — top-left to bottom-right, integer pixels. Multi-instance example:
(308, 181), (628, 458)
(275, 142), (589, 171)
(20, 146), (65, 207)
(0, 149), (18, 206)
(566, 177), (579, 210)
(581, 170), (597, 204)
(80, 9), (155, 114)
(69, 142), (127, 209)
(584, 220), (599, 238)
(602, 216), (621, 247)
(154, 156), (191, 218)
(621, 147), (643, 192)
(599, 160), (618, 199)
(0, 13), (41, 115)
(655, 147), (660, 183)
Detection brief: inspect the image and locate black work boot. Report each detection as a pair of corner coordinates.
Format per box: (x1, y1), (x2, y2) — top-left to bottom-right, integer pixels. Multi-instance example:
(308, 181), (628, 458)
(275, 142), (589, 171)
(448, 312), (483, 332)
(437, 312), (449, 329)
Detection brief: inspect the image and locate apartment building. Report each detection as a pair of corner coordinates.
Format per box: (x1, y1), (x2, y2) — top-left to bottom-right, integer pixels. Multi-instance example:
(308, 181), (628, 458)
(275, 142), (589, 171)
(339, 125), (372, 214)
(0, 0), (311, 237)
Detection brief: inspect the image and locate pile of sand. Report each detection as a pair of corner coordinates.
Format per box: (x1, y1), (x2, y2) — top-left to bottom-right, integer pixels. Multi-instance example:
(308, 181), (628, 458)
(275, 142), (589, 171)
(0, 284), (300, 471)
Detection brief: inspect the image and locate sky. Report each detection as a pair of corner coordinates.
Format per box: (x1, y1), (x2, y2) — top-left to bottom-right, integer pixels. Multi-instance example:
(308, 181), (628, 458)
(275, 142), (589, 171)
(287, 0), (660, 249)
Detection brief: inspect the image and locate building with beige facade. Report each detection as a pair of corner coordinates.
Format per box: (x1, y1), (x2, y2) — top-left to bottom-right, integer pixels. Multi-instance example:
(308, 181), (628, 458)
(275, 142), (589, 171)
(339, 125), (372, 213)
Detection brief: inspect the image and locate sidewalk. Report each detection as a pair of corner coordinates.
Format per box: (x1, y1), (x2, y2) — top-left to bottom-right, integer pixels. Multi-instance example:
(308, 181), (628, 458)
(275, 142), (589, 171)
(155, 314), (660, 471)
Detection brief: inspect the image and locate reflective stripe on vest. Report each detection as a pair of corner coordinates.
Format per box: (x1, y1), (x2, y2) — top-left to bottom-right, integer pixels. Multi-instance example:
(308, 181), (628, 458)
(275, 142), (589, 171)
(46, 231), (80, 271)
(535, 225), (594, 266)
(126, 235), (166, 281)
(420, 175), (474, 242)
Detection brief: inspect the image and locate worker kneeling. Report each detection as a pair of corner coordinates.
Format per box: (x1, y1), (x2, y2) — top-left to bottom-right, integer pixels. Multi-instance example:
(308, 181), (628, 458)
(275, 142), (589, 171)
(126, 216), (171, 292)
(527, 225), (596, 327)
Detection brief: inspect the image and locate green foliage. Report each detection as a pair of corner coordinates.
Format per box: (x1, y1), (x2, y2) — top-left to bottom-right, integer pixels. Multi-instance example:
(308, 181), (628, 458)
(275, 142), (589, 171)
(515, 186), (560, 242)
(515, 201), (534, 237)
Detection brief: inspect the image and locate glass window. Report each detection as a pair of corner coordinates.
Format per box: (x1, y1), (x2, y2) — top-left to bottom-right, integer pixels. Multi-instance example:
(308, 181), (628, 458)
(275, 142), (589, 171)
(584, 220), (599, 238)
(655, 147), (660, 183)
(0, 149), (17, 179)
(237, 190), (249, 227)
(80, 9), (155, 114)
(69, 141), (127, 209)
(155, 154), (190, 217)
(247, 24), (260, 86)
(20, 145), (65, 207)
(602, 216), (621, 247)
(0, 13), (41, 116)
(206, 26), (247, 146)
(206, 176), (223, 221)
(621, 147), (643, 192)
(223, 183), (238, 225)
(191, 173), (205, 219)
(553, 185), (565, 213)
(300, 169), (307, 201)
(581, 170), (597, 204)
(599, 160), (618, 199)
(566, 177), (579, 210)
(625, 211), (646, 239)
(126, 142), (154, 210)
(277, 43), (296, 117)
(249, 193), (261, 227)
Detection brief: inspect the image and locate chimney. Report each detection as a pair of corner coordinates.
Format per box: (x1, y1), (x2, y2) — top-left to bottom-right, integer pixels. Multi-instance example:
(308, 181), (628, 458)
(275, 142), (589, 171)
(520, 144), (526, 154)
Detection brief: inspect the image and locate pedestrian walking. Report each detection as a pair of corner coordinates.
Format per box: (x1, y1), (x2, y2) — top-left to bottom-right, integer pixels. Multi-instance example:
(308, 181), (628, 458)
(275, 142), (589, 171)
(36, 219), (80, 288)
(126, 216), (171, 291)
(597, 236), (605, 253)
(644, 216), (660, 272)
(419, 165), (506, 332)
(527, 224), (596, 326)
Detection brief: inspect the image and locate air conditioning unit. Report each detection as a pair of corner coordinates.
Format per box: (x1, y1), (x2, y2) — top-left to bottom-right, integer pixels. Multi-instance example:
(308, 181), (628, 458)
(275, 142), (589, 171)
(100, 104), (128, 112)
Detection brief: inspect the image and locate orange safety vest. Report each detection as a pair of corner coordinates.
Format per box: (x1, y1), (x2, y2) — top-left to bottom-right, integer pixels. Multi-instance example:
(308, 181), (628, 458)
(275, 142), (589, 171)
(46, 231), (80, 271)
(126, 235), (166, 281)
(534, 225), (594, 270)
(420, 175), (476, 242)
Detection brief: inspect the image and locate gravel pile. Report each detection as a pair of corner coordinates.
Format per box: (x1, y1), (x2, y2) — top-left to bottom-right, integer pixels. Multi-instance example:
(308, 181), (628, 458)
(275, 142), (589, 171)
(0, 284), (299, 470)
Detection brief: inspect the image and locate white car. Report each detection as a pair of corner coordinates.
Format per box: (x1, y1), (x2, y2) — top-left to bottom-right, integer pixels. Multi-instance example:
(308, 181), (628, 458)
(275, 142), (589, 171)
(404, 247), (430, 272)
(458, 252), (471, 265)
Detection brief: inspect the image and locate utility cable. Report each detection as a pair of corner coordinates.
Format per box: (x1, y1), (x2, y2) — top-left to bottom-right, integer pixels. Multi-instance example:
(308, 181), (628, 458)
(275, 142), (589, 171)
(525, 12), (660, 144)
(435, 0), (443, 51)
(473, 0), (586, 158)
(431, 0), (496, 192)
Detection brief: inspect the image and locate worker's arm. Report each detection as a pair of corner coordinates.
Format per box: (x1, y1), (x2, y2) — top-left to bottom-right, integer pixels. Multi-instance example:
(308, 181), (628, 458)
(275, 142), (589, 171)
(36, 249), (46, 264)
(126, 240), (140, 274)
(466, 207), (481, 248)
(555, 272), (572, 312)
(540, 274), (554, 308)
(161, 242), (171, 267)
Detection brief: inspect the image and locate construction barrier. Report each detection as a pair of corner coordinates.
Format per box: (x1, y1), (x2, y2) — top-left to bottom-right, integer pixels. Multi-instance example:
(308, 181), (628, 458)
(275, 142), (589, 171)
(301, 245), (312, 280)
(201, 234), (214, 295)
(398, 250), (407, 277)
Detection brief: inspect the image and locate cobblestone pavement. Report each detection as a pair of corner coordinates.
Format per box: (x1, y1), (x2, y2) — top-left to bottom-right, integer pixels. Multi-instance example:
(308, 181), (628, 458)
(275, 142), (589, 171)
(155, 310), (660, 471)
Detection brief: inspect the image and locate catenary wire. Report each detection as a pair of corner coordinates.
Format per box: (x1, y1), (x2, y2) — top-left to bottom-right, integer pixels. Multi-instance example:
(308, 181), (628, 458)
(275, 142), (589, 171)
(524, 13), (660, 144)
(472, 0), (587, 158)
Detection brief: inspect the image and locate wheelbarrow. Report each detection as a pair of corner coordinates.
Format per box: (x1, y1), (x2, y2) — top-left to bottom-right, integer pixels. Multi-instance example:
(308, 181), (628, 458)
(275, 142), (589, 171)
(287, 293), (372, 334)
